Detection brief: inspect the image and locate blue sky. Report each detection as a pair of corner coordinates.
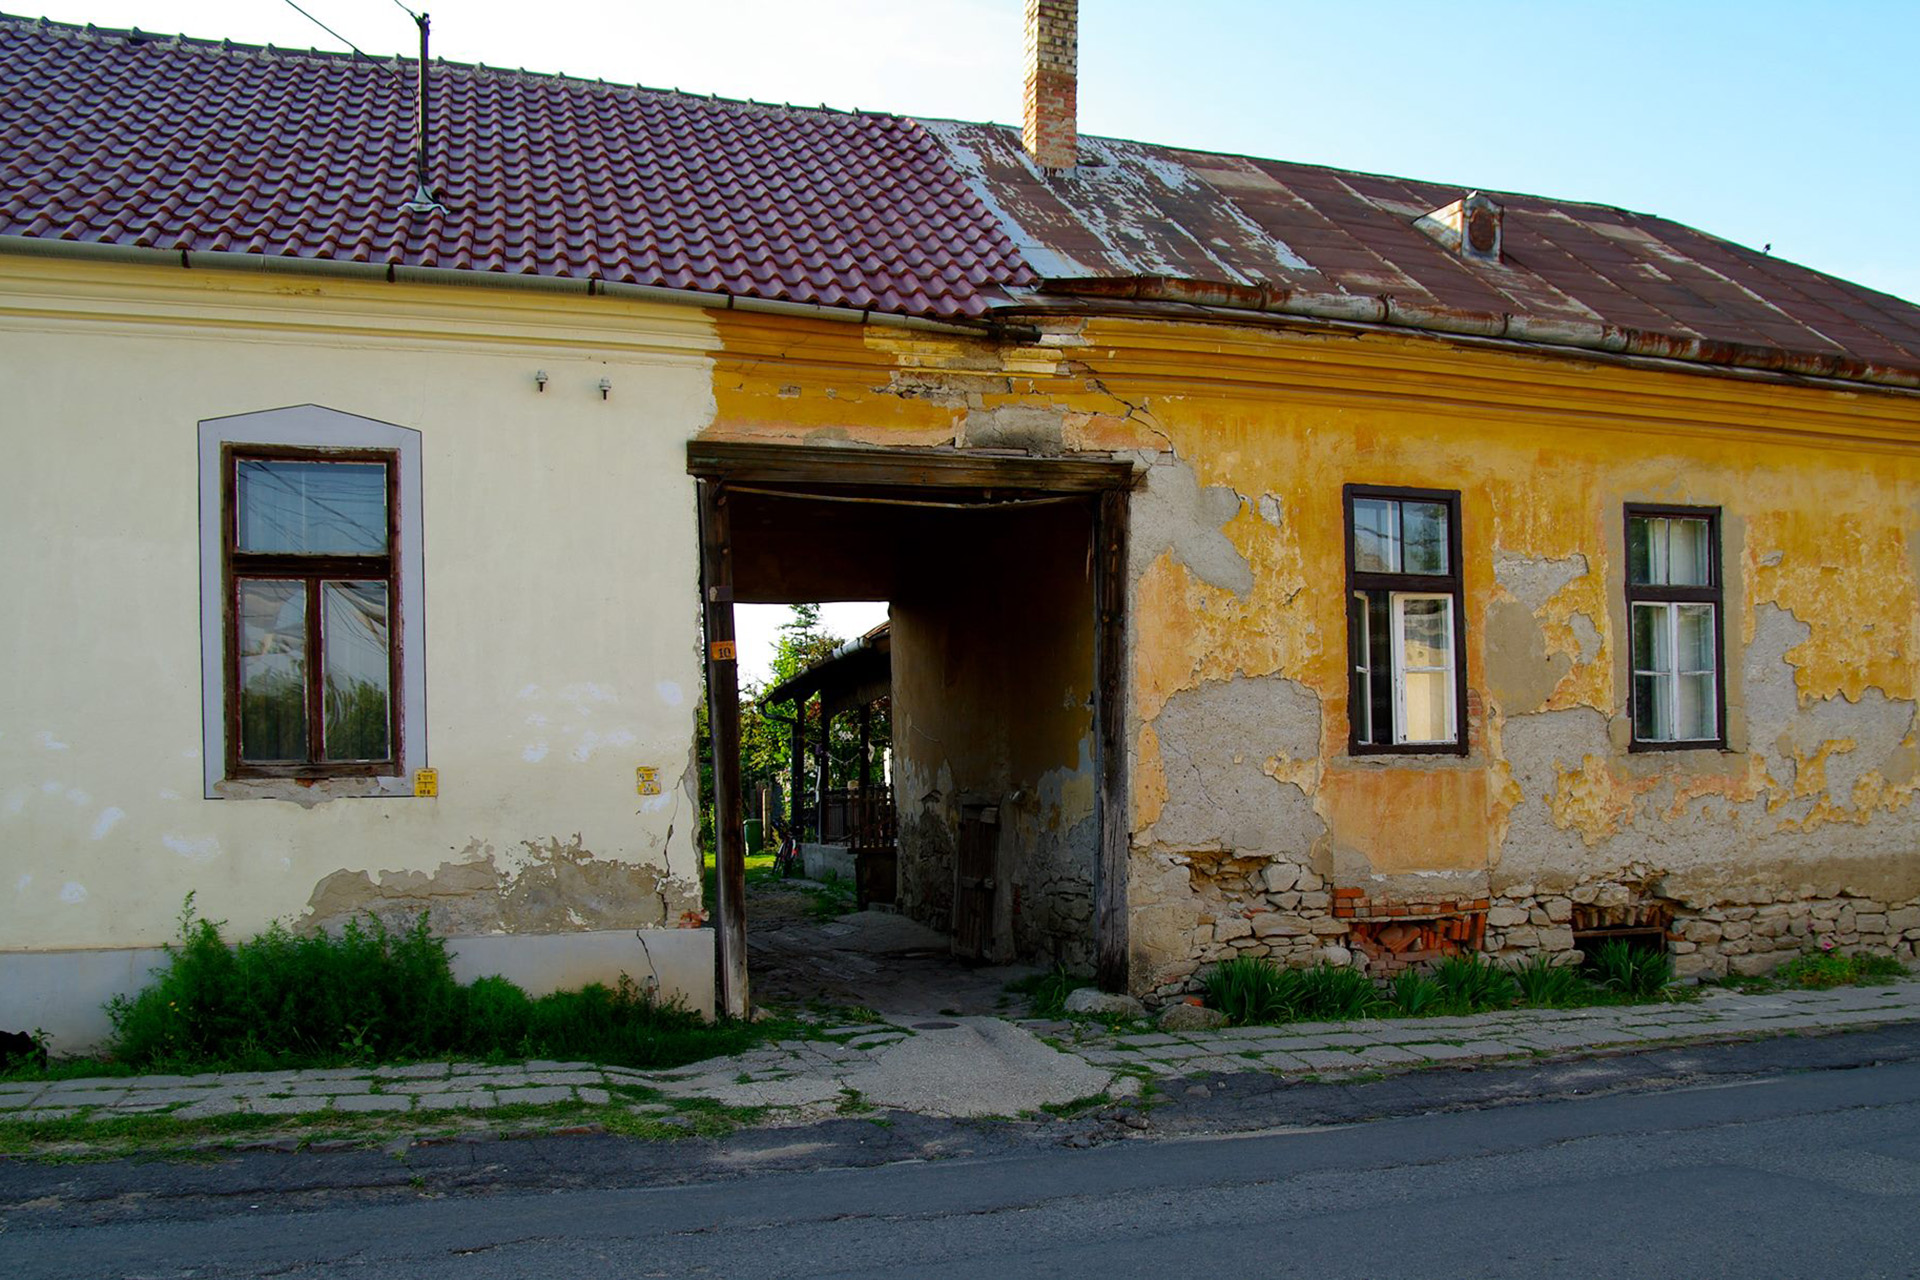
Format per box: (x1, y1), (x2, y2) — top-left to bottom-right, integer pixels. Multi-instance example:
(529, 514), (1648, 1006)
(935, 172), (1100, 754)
(27, 1), (1916, 678)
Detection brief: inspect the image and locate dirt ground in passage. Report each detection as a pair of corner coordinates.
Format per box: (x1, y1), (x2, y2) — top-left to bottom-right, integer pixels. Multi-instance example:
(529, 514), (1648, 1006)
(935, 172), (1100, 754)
(743, 878), (1045, 1018)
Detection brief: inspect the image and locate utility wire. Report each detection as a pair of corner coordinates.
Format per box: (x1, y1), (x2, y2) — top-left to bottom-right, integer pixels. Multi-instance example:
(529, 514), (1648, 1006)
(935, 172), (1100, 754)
(275, 0), (375, 59)
(390, 0), (425, 21)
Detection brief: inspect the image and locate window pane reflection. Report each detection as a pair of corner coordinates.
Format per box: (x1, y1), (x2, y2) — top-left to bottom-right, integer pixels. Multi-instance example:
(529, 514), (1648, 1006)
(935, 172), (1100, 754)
(238, 580), (307, 761)
(1401, 502), (1449, 575)
(1633, 673), (1666, 741)
(322, 582), (391, 761)
(1353, 498), (1397, 573)
(1631, 603), (1669, 673)
(238, 460), (388, 555)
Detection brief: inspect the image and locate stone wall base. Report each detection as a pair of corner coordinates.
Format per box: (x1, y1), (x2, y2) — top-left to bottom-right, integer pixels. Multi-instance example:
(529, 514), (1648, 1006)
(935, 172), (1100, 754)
(1134, 850), (1920, 1000)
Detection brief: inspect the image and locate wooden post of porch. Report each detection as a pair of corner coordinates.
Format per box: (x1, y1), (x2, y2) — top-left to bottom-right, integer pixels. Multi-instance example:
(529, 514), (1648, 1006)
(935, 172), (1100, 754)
(697, 478), (749, 1019)
(858, 702), (872, 836)
(1093, 488), (1131, 993)
(788, 701), (806, 839)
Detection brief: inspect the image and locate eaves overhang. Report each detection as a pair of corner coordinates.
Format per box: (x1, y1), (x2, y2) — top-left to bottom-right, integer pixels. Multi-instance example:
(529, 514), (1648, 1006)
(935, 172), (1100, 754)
(1005, 276), (1920, 396)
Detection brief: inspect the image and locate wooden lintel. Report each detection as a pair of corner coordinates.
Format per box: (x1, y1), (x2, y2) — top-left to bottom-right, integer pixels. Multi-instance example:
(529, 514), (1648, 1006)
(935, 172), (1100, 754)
(687, 440), (1136, 495)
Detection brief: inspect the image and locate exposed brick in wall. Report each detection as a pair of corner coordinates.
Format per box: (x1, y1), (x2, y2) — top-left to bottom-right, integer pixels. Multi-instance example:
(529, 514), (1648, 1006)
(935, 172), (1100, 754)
(1023, 0), (1078, 169)
(1337, 893), (1490, 975)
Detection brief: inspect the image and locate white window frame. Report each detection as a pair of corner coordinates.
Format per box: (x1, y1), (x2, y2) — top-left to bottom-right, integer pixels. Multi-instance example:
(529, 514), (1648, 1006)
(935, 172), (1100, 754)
(1389, 592), (1457, 745)
(1345, 485), (1466, 755)
(1625, 506), (1724, 752)
(1630, 600), (1719, 744)
(198, 406), (426, 799)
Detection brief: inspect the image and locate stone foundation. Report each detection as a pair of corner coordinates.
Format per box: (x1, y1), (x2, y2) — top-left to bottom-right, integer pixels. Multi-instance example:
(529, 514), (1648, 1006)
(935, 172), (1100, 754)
(1133, 854), (1920, 1000)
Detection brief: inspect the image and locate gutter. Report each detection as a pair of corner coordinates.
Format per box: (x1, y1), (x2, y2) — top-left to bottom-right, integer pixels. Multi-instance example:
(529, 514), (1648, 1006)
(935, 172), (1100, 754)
(1035, 275), (1920, 394)
(0, 235), (1005, 339)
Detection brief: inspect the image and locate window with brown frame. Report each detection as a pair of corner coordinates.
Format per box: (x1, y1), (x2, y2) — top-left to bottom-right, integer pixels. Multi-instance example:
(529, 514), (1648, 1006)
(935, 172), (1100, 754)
(1345, 484), (1468, 755)
(1625, 504), (1725, 750)
(222, 445), (401, 777)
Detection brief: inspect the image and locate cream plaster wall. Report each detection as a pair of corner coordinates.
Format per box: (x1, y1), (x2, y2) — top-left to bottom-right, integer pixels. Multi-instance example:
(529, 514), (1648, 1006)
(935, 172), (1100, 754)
(0, 256), (720, 961)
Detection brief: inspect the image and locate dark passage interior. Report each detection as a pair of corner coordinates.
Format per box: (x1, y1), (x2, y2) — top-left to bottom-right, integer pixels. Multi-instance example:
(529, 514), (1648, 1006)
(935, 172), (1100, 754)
(692, 444), (1132, 1016)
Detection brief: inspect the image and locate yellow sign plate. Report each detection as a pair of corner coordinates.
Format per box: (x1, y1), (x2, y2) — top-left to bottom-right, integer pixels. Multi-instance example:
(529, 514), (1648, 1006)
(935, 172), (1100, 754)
(636, 766), (661, 797)
(413, 768), (438, 798)
(710, 640), (737, 662)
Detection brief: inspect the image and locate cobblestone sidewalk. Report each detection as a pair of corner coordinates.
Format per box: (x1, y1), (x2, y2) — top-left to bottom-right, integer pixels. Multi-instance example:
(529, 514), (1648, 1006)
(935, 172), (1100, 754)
(4, 983), (1917, 1128)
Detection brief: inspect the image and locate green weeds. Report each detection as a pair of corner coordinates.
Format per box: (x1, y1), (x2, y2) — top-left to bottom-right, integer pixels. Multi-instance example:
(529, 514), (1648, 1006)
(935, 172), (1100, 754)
(32, 895), (776, 1079)
(1512, 954), (1587, 1006)
(1386, 969), (1443, 1016)
(1005, 966), (1087, 1020)
(1743, 950), (1907, 991)
(1587, 939), (1674, 999)
(1199, 942), (1696, 1029)
(1432, 953), (1519, 1014)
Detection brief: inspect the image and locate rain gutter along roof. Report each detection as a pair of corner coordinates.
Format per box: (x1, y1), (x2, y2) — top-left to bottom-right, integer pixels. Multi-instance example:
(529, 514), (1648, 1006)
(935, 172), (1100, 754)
(1020, 275), (1920, 393)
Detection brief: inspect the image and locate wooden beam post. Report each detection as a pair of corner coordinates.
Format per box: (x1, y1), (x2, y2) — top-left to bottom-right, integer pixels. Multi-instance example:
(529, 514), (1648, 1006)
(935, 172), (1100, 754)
(697, 479), (749, 1019)
(788, 702), (805, 838)
(1093, 488), (1131, 993)
(858, 702), (872, 831)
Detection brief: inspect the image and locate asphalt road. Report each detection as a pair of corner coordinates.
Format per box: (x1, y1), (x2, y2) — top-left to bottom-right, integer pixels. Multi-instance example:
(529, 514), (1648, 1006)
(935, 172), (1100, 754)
(7, 1032), (1920, 1278)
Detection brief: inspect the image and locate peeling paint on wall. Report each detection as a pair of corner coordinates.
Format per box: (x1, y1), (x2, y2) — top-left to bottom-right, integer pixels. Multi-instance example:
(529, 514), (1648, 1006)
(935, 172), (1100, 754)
(303, 834), (701, 938)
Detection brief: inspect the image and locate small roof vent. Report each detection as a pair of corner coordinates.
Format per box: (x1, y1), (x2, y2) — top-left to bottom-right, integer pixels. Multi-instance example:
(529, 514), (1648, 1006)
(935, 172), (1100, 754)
(1415, 191), (1503, 263)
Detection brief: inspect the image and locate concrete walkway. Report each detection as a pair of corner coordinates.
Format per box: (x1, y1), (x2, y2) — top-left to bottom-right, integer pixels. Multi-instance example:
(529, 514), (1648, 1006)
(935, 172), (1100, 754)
(5, 979), (1917, 1129)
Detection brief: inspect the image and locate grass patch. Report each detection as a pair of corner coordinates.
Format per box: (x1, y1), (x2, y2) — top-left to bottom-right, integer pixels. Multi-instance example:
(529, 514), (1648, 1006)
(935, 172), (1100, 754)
(1004, 966), (1087, 1020)
(0, 1087), (770, 1161)
(1740, 951), (1909, 991)
(1198, 946), (1698, 1028)
(707, 851), (856, 921)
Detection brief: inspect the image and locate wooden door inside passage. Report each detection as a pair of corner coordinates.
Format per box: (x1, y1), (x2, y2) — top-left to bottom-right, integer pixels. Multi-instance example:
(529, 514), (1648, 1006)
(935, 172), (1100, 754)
(953, 801), (998, 962)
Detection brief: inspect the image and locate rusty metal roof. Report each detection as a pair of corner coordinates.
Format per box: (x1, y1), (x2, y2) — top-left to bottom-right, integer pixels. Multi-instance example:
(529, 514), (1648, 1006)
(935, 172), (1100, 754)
(0, 16), (1033, 318)
(924, 122), (1920, 389)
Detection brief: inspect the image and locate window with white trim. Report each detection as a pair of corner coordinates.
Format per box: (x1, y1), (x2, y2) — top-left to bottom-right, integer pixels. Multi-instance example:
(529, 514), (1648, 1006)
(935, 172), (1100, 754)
(199, 407), (425, 798)
(1345, 486), (1466, 754)
(1626, 506), (1723, 748)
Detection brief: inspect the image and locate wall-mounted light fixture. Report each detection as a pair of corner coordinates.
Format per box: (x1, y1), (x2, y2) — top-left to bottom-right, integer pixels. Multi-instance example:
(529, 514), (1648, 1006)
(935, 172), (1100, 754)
(598, 377), (612, 401)
(534, 370), (549, 392)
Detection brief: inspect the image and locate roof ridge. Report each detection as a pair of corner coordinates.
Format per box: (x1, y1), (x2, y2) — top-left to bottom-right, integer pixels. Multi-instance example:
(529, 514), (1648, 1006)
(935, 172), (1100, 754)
(0, 10), (907, 124)
(913, 116), (1668, 225)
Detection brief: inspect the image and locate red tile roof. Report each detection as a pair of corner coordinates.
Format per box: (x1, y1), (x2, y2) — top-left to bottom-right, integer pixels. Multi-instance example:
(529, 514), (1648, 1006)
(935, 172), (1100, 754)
(926, 124), (1920, 387)
(0, 16), (1034, 318)
(4, 14), (1919, 389)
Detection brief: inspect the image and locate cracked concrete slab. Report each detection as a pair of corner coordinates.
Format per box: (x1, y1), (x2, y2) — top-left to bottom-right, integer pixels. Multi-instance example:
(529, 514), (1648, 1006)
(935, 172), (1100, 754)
(848, 1017), (1115, 1118)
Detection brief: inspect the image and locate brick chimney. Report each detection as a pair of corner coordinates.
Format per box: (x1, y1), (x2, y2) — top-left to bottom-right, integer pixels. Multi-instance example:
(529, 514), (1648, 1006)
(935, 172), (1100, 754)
(1023, 0), (1077, 170)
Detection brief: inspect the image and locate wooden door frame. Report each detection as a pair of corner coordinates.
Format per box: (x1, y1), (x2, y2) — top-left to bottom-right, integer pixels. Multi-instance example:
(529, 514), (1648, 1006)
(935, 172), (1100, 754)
(689, 442), (1137, 1013)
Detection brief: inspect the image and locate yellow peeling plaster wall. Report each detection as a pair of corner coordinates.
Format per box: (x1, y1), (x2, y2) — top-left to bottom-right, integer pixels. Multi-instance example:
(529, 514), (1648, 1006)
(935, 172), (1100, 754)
(1098, 317), (1920, 995)
(707, 308), (1920, 995)
(0, 256), (719, 1036)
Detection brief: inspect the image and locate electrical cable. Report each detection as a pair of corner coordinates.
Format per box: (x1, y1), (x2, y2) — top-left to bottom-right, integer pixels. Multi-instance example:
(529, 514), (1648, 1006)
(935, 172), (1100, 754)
(275, 0), (373, 59)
